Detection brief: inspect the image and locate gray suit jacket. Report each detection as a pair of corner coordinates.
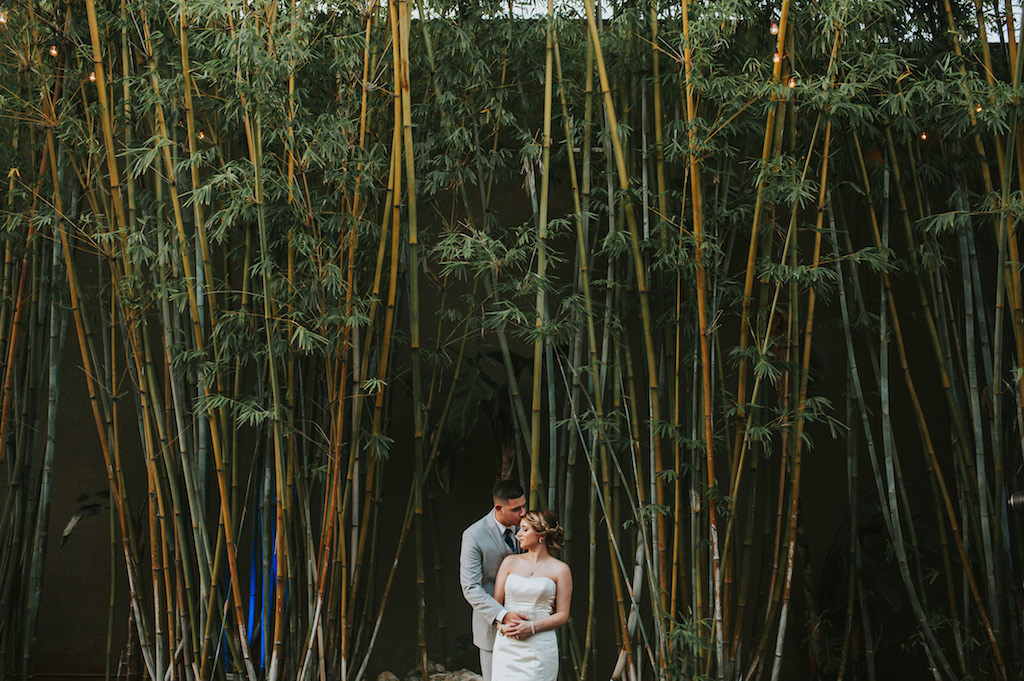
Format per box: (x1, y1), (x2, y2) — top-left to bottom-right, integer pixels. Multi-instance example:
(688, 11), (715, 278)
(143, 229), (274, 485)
(460, 511), (515, 651)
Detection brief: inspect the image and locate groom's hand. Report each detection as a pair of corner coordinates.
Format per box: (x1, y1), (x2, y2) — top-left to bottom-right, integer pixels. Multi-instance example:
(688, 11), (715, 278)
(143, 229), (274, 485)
(500, 611), (529, 625)
(500, 614), (533, 639)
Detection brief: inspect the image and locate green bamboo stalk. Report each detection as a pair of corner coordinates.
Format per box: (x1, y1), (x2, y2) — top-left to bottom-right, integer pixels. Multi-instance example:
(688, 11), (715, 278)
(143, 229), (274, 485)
(177, 0), (222, 540)
(174, 16), (263, 680)
(251, 94), (290, 681)
(528, 0), (555, 508)
(0, 219), (33, 467)
(21, 206), (63, 680)
(941, 10), (1024, 624)
(990, 15), (1024, 671)
(550, 30), (608, 661)
(769, 116), (831, 681)
(334, 10), (381, 668)
(914, 163), (976, 662)
(44, 85), (159, 676)
(828, 194), (881, 681)
(726, 124), (816, 675)
(882, 131), (992, 630)
(581, 4), (667, 607)
(177, 0), (221, 509)
(130, 14), (247, 673)
(836, 369), (857, 681)
(850, 129), (986, 680)
(589, 85), (638, 680)
(334, 7), (377, 670)
(959, 195), (989, 665)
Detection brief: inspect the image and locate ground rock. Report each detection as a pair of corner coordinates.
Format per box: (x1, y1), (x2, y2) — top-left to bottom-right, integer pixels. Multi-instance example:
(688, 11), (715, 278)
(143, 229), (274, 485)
(401, 662), (481, 681)
(405, 661), (449, 681)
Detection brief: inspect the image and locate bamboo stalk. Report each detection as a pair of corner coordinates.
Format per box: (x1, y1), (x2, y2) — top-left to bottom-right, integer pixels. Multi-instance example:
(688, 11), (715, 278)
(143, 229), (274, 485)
(732, 0), (793, 473)
(527, 0), (555, 508)
(676, 0), (725, 674)
(851, 129), (1000, 679)
(49, 105), (158, 681)
(769, 116), (831, 681)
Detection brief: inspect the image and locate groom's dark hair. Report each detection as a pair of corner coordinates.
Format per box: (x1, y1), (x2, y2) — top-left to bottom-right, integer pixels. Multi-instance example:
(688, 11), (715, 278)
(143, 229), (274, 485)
(492, 480), (524, 502)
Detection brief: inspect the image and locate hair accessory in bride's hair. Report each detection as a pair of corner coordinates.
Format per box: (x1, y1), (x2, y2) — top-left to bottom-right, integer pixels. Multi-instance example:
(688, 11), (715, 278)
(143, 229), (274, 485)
(524, 509), (565, 550)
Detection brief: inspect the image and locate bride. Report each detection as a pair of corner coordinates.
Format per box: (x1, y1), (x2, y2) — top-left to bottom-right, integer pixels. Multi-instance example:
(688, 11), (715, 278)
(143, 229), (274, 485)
(491, 509), (572, 681)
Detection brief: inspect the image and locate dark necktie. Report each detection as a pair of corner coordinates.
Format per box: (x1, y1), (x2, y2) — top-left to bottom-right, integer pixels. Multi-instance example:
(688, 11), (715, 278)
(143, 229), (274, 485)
(503, 527), (516, 553)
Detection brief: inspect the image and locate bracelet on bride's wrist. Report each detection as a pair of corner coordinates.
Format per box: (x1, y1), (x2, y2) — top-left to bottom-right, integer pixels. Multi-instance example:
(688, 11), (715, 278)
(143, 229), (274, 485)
(530, 621), (536, 635)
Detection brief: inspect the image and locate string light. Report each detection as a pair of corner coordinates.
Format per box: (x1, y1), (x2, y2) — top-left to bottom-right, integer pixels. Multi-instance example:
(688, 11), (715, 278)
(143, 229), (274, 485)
(88, 71), (96, 82)
(0, 11), (8, 24)
(770, 21), (779, 35)
(976, 104), (983, 113)
(920, 132), (928, 141)
(48, 44), (58, 57)
(198, 130), (205, 140)
(772, 52), (781, 64)
(788, 77), (796, 89)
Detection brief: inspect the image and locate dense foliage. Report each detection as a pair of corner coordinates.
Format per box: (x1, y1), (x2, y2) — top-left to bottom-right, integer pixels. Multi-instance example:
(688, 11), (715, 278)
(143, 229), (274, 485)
(2, 0), (1024, 679)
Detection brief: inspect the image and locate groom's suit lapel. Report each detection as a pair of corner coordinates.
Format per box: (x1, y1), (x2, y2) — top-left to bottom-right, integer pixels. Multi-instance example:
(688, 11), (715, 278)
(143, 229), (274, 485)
(485, 513), (506, 555)
(484, 513), (517, 556)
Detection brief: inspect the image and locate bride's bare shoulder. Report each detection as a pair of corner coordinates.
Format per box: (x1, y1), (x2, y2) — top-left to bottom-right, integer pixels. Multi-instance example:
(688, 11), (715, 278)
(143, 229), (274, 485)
(499, 554), (523, 569)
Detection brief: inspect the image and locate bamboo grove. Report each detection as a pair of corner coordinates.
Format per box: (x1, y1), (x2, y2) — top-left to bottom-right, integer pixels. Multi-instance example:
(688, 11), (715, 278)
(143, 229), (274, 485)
(4, 0), (1024, 679)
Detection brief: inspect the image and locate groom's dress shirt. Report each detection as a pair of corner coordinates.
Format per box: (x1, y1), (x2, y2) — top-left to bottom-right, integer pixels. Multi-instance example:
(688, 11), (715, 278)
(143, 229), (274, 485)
(493, 513), (517, 547)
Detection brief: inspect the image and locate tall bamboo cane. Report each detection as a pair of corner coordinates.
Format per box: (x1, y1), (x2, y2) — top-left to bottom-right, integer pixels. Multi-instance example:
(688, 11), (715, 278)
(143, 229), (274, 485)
(851, 129), (1000, 679)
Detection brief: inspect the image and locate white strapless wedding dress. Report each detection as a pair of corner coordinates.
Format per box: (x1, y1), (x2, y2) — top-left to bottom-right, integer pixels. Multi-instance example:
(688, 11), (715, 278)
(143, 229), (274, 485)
(491, 574), (558, 681)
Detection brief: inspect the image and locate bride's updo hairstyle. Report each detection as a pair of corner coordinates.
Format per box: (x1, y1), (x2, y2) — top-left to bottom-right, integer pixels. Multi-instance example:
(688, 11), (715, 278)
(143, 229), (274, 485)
(523, 509), (565, 550)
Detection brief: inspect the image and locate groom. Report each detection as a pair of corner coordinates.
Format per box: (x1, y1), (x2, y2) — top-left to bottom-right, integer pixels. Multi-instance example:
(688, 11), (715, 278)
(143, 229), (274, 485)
(459, 480), (528, 681)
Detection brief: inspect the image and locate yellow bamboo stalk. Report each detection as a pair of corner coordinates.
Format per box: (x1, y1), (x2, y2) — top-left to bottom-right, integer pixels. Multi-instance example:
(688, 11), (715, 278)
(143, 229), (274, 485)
(647, 6), (677, 634)
(346, 2), (405, 649)
(0, 221), (33, 465)
(45, 104), (158, 681)
(394, 0), (430, 675)
(581, 0), (667, 633)
(732, 0), (793, 472)
(178, 5), (217, 320)
(678, 0), (724, 670)
(770, 119), (831, 681)
(83, 0), (129, 239)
